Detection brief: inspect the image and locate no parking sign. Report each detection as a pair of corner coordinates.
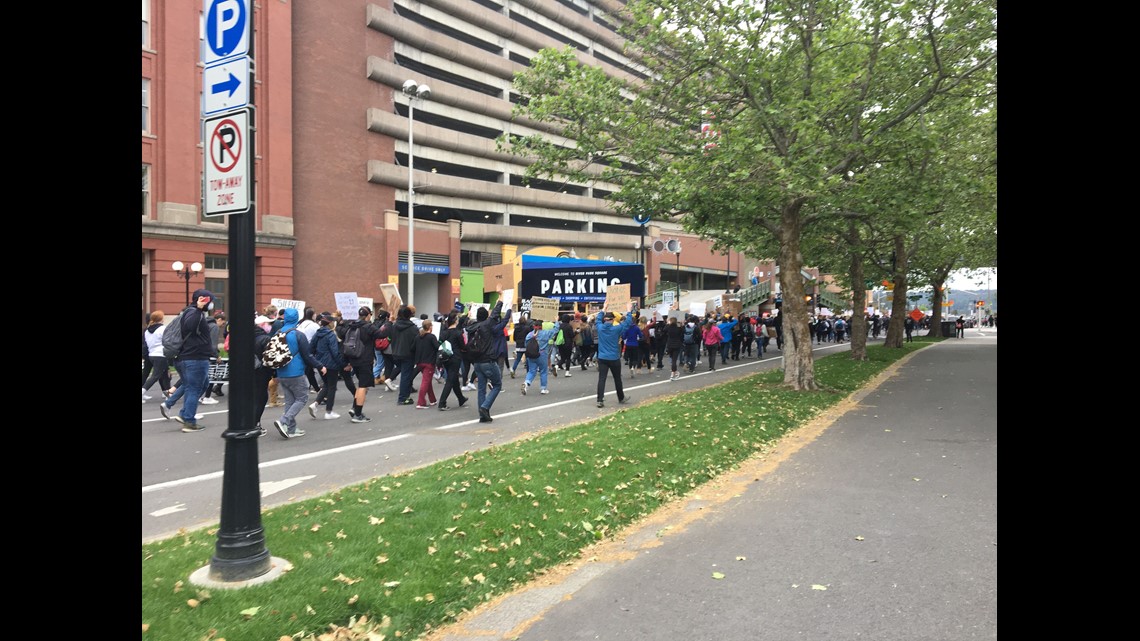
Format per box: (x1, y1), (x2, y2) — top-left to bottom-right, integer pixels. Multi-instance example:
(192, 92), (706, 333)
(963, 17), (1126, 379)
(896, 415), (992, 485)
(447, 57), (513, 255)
(204, 108), (252, 216)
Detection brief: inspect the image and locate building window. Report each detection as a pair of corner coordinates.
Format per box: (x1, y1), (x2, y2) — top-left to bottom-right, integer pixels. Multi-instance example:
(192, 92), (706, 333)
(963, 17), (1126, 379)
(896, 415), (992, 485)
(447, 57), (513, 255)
(142, 78), (150, 132)
(142, 0), (150, 47)
(204, 254), (229, 314)
(142, 164), (150, 217)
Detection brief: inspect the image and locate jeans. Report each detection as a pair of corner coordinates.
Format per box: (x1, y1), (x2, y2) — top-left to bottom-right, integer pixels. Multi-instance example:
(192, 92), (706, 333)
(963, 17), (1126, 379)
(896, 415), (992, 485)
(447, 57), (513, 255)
(472, 361), (502, 411)
(720, 342), (731, 364)
(277, 375), (309, 430)
(372, 349), (386, 380)
(511, 349), (525, 373)
(171, 358), (209, 423)
(524, 353), (549, 389)
(314, 369), (340, 412)
(397, 357), (416, 403)
(684, 343), (699, 371)
(595, 358), (625, 403)
(668, 347), (681, 373)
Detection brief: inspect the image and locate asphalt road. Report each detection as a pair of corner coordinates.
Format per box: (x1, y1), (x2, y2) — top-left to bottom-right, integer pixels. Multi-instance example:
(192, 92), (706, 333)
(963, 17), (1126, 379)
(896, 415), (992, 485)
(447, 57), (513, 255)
(143, 338), (852, 542)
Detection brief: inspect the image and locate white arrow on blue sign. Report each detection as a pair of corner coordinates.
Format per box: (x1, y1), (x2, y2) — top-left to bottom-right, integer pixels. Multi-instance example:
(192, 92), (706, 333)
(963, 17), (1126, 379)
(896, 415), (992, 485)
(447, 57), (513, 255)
(203, 57), (250, 115)
(203, 0), (251, 66)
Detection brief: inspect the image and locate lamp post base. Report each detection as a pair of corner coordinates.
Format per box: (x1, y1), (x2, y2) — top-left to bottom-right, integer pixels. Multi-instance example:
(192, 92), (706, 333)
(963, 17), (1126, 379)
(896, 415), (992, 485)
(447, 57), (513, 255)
(190, 556), (292, 589)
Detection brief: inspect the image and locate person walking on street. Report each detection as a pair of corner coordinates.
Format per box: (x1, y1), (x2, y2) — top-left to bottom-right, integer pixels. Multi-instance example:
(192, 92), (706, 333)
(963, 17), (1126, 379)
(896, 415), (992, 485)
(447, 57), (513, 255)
(594, 307), (635, 408)
(414, 319), (440, 408)
(158, 289), (215, 432)
(522, 318), (557, 396)
(199, 311), (227, 405)
(338, 306), (385, 422)
(437, 312), (469, 411)
(297, 307), (322, 393)
(682, 315), (700, 373)
(556, 314), (575, 378)
(955, 316), (965, 338)
(578, 317), (596, 370)
(467, 298), (508, 422)
(270, 307), (327, 439)
(308, 312), (346, 421)
(510, 314), (530, 379)
(388, 306), (420, 406)
(251, 314), (275, 435)
(663, 315), (685, 381)
(904, 316), (915, 343)
(703, 319), (724, 371)
(622, 316), (644, 378)
(717, 314), (737, 365)
(142, 311), (171, 403)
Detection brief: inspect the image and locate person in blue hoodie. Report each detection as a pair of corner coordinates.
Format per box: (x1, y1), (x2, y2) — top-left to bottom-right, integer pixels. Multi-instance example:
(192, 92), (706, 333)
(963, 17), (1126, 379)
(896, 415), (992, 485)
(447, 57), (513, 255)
(271, 307), (327, 439)
(595, 305), (636, 408)
(717, 314), (738, 365)
(521, 318), (558, 396)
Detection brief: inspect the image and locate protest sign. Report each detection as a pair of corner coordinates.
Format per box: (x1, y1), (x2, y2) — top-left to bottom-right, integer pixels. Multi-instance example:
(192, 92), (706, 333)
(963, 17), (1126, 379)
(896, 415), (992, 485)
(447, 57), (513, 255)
(602, 283), (631, 312)
(529, 296), (560, 322)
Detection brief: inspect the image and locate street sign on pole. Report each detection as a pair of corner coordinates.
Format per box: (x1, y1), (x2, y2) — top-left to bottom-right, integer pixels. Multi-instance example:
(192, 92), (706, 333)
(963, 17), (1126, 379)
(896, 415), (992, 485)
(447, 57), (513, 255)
(203, 108), (252, 216)
(203, 0), (251, 66)
(203, 57), (250, 115)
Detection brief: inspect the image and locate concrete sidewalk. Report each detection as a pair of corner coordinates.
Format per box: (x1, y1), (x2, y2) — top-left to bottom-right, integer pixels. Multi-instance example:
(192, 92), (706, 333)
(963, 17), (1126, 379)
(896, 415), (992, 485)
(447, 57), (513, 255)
(427, 335), (997, 641)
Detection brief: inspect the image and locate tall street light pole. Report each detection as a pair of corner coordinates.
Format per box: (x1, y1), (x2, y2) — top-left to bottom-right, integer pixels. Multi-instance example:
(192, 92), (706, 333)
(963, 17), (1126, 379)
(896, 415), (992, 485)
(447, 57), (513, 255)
(172, 260), (203, 307)
(403, 79), (432, 310)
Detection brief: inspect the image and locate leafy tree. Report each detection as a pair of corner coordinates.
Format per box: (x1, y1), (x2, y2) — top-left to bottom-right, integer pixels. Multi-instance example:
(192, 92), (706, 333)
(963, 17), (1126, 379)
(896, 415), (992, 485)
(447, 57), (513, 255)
(505, 0), (996, 389)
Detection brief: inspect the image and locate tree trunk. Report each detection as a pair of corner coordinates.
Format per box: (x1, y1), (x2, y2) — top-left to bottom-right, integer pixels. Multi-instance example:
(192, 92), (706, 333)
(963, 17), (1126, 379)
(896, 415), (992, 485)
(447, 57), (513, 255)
(846, 220), (868, 361)
(777, 200), (817, 391)
(928, 280), (946, 336)
(884, 235), (907, 347)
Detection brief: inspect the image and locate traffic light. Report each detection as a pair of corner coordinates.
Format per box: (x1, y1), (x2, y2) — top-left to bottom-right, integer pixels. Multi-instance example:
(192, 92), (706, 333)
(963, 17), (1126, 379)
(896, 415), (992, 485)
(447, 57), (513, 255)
(976, 300), (984, 308)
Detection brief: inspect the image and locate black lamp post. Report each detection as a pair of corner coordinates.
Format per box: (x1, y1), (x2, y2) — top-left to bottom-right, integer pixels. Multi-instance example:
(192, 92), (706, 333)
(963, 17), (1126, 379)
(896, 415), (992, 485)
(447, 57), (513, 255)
(172, 261), (203, 306)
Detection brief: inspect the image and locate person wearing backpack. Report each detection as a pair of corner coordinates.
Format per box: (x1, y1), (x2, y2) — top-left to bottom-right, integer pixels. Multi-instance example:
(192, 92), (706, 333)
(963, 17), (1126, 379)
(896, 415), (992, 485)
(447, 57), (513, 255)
(158, 289), (216, 433)
(337, 306), (385, 422)
(730, 317), (744, 361)
(466, 298), (508, 423)
(522, 318), (557, 396)
(269, 307), (327, 439)
(681, 315), (699, 373)
(741, 317), (755, 357)
(436, 311), (469, 411)
(578, 317), (596, 370)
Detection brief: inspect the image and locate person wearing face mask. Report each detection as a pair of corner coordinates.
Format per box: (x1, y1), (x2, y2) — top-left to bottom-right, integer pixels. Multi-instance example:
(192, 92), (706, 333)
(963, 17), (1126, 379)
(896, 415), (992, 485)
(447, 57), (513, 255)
(158, 289), (216, 433)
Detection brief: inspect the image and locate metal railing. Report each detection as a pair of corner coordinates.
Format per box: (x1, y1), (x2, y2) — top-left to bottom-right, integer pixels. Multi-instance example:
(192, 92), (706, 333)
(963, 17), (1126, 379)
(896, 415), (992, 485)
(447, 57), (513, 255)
(646, 282), (685, 306)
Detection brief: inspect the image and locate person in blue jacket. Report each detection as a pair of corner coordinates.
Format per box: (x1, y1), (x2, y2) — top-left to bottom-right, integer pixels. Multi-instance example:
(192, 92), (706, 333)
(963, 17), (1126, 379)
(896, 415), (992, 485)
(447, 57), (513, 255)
(271, 307), (327, 439)
(595, 304), (636, 408)
(522, 319), (558, 395)
(717, 314), (738, 365)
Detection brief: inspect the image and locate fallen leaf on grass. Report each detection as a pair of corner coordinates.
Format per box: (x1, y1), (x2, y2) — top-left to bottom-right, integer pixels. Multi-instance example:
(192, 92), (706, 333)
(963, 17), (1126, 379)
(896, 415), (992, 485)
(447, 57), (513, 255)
(187, 599), (200, 608)
(240, 606), (260, 619)
(347, 594), (359, 605)
(369, 516), (385, 525)
(305, 604), (316, 615)
(335, 573), (363, 585)
(402, 506), (414, 514)
(311, 524), (321, 532)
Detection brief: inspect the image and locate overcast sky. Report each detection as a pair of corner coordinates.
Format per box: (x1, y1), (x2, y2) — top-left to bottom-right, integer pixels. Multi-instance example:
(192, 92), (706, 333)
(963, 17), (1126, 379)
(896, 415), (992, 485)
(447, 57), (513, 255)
(945, 267), (996, 292)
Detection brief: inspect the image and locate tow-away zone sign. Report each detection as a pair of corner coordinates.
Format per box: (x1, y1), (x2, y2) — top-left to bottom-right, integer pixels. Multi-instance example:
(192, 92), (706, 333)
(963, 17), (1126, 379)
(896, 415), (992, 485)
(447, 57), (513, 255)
(203, 108), (252, 216)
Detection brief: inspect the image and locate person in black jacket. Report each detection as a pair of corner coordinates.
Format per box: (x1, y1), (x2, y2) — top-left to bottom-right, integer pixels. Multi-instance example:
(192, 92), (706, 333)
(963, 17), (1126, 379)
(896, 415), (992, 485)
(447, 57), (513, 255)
(252, 314), (275, 436)
(388, 305), (420, 406)
(308, 313), (347, 421)
(509, 313), (530, 379)
(468, 298), (508, 423)
(413, 319), (440, 408)
(337, 306), (384, 423)
(556, 314), (575, 378)
(437, 311), (469, 411)
(158, 288), (215, 432)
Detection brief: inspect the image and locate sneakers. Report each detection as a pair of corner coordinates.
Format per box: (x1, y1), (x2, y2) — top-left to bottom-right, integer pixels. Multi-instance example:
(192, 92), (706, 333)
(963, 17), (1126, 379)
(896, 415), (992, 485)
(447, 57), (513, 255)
(142, 393), (153, 401)
(199, 397), (219, 405)
(307, 402), (318, 419)
(181, 422), (205, 433)
(286, 428), (306, 439)
(351, 413), (372, 423)
(400, 398), (414, 405)
(159, 403), (171, 420)
(619, 395), (632, 405)
(521, 383), (528, 395)
(670, 373), (678, 381)
(258, 424), (267, 437)
(438, 405), (449, 411)
(385, 379), (398, 391)
(274, 420), (289, 439)
(510, 369), (516, 379)
(478, 407), (492, 423)
(462, 383), (476, 391)
(540, 388), (549, 395)
(324, 412), (341, 420)
(596, 400), (605, 408)
(564, 370), (572, 378)
(415, 404), (430, 409)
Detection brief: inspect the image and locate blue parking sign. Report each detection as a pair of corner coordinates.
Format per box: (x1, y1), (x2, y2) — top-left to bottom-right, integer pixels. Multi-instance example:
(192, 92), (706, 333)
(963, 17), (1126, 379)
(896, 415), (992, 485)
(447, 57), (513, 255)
(204, 0), (250, 66)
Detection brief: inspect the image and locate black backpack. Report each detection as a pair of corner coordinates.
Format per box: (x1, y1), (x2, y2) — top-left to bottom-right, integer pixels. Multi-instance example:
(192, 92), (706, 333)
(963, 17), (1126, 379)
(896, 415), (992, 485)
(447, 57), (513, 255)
(466, 322), (496, 360)
(341, 324), (366, 360)
(525, 334), (541, 359)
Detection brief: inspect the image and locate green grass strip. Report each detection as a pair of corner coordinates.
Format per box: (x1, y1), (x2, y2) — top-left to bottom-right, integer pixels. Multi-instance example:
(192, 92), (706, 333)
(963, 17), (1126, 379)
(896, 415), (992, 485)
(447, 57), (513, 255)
(142, 338), (940, 640)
